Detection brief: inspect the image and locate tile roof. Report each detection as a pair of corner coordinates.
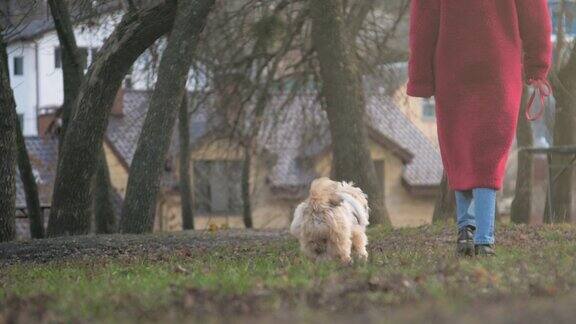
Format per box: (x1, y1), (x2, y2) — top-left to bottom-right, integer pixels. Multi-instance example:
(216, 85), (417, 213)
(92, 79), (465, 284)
(106, 90), (217, 166)
(106, 91), (151, 167)
(257, 94), (443, 190)
(366, 96), (443, 187)
(15, 137), (59, 209)
(107, 89), (443, 198)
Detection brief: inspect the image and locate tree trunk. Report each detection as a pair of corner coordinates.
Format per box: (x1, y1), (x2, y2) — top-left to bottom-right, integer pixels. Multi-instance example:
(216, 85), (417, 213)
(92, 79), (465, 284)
(511, 86), (533, 224)
(48, 1), (178, 237)
(310, 0), (390, 226)
(121, 0), (215, 234)
(48, 0), (117, 235)
(47, 0), (83, 142)
(549, 43), (576, 223)
(93, 147), (116, 233)
(242, 145), (253, 228)
(0, 31), (17, 242)
(15, 119), (44, 238)
(178, 95), (194, 230)
(432, 172), (455, 223)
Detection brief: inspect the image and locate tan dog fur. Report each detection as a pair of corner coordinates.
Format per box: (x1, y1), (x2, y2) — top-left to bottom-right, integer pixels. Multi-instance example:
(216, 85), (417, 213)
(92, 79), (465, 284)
(290, 177), (370, 264)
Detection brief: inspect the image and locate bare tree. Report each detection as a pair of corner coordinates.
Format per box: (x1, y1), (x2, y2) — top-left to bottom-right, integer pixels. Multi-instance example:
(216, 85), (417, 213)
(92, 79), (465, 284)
(179, 94), (194, 230)
(432, 173), (455, 223)
(549, 45), (576, 223)
(0, 29), (17, 241)
(48, 1), (178, 236)
(15, 119), (44, 238)
(0, 2), (45, 239)
(47, 0), (83, 141)
(549, 1), (576, 223)
(310, 0), (390, 226)
(121, 0), (215, 234)
(93, 150), (116, 233)
(511, 86), (533, 223)
(47, 0), (117, 234)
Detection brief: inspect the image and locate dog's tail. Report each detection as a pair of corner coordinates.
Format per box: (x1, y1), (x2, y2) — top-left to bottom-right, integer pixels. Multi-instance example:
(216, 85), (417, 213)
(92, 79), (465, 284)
(308, 178), (342, 209)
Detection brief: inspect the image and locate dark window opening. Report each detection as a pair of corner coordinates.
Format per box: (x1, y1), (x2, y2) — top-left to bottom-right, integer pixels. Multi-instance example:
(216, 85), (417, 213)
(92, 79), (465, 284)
(54, 47), (62, 68)
(90, 48), (99, 62)
(193, 160), (242, 214)
(79, 47), (89, 69)
(13, 56), (23, 75)
(124, 67), (134, 89)
(373, 160), (385, 199)
(422, 98), (436, 119)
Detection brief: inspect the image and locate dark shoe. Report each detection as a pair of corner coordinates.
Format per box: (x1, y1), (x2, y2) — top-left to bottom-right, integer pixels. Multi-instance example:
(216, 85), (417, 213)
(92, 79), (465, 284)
(475, 244), (496, 256)
(456, 225), (475, 257)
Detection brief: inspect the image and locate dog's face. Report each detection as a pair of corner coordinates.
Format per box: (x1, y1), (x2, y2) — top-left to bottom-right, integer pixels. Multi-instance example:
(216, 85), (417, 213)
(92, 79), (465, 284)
(309, 238), (328, 256)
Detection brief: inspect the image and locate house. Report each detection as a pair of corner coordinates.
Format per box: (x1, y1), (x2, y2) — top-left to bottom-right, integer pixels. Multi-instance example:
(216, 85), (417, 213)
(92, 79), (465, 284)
(379, 62), (439, 146)
(2, 0), (158, 136)
(12, 87), (443, 239)
(102, 89), (443, 230)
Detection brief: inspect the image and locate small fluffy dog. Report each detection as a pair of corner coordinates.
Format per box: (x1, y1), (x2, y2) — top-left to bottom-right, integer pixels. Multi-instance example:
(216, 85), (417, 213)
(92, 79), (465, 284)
(290, 177), (370, 264)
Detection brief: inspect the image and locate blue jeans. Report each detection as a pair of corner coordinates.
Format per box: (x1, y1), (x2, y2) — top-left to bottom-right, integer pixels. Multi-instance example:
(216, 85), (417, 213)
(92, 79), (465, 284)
(455, 188), (496, 245)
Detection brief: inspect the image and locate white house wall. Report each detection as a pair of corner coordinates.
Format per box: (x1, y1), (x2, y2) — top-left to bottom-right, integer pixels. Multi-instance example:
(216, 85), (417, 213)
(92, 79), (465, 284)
(7, 12), (121, 136)
(7, 10), (204, 136)
(36, 13), (120, 113)
(7, 41), (38, 136)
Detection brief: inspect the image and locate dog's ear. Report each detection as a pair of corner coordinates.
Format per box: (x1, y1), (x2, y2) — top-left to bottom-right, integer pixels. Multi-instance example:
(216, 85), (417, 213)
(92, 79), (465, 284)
(328, 193), (343, 207)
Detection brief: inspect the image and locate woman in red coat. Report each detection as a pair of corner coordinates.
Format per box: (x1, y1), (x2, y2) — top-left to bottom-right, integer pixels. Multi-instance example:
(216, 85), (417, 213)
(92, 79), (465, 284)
(408, 0), (553, 255)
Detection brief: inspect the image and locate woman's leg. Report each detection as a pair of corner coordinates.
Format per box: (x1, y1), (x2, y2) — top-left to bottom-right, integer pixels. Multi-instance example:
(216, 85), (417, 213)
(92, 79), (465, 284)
(472, 188), (497, 245)
(455, 190), (475, 256)
(455, 190), (475, 229)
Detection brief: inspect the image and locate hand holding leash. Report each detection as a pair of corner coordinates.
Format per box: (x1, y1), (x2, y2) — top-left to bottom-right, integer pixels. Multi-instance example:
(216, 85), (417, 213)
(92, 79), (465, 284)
(526, 79), (552, 121)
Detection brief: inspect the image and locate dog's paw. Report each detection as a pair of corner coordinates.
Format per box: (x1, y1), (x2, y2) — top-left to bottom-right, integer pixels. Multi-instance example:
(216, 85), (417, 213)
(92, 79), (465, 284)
(339, 255), (353, 265)
(357, 252), (368, 263)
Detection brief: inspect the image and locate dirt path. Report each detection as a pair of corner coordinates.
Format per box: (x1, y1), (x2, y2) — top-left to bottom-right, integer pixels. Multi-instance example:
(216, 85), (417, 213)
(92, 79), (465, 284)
(0, 229), (290, 265)
(3, 224), (575, 265)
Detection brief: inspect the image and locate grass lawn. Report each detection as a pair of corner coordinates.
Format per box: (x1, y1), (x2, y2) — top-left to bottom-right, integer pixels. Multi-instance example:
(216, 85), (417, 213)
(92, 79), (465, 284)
(1, 225), (576, 323)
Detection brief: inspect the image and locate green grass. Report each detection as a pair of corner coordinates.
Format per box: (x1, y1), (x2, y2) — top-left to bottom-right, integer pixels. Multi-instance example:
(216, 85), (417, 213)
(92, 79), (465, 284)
(2, 224), (576, 323)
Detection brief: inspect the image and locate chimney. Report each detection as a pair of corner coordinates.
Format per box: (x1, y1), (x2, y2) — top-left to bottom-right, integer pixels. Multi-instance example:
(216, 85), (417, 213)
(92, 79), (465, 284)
(111, 87), (124, 117)
(37, 109), (59, 138)
(37, 113), (54, 138)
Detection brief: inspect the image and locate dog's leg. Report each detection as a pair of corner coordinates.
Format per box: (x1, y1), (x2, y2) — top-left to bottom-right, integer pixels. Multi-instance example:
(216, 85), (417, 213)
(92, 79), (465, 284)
(352, 229), (368, 262)
(328, 233), (352, 264)
(300, 239), (319, 261)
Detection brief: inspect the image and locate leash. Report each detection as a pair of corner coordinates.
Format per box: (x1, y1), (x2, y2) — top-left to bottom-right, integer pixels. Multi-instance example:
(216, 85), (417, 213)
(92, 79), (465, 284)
(526, 78), (552, 121)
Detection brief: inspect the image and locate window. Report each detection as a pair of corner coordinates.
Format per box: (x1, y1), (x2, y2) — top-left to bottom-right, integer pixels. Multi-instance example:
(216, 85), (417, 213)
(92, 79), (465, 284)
(124, 76), (133, 89)
(13, 56), (23, 76)
(54, 47), (62, 68)
(90, 48), (99, 62)
(193, 161), (242, 214)
(422, 98), (436, 119)
(79, 48), (89, 69)
(124, 67), (134, 89)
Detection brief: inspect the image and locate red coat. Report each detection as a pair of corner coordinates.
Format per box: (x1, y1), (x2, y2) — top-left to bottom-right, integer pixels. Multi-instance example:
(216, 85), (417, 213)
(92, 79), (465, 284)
(408, 0), (553, 190)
